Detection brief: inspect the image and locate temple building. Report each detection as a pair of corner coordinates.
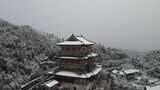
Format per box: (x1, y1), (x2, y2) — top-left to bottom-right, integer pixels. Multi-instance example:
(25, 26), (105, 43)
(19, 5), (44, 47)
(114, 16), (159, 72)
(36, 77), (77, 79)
(20, 34), (111, 90)
(55, 34), (102, 90)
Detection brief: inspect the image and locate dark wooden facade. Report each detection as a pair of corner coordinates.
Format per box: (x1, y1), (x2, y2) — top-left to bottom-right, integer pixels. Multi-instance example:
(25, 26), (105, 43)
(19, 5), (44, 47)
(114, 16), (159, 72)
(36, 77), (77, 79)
(54, 34), (102, 90)
(57, 35), (97, 73)
(61, 45), (96, 57)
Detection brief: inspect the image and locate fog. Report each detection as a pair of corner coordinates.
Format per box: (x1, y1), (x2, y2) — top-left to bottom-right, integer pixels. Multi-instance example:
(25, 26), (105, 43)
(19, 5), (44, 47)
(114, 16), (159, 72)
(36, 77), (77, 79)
(0, 0), (160, 51)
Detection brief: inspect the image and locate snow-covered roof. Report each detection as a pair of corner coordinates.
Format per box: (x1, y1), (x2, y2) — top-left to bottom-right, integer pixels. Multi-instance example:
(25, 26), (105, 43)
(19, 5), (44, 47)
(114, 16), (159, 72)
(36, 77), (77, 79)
(45, 80), (59, 88)
(112, 70), (125, 75)
(59, 56), (79, 59)
(124, 69), (140, 74)
(55, 65), (102, 78)
(57, 35), (94, 46)
(86, 53), (98, 58)
(58, 41), (83, 45)
(146, 85), (160, 90)
(76, 36), (94, 45)
(59, 53), (98, 59)
(112, 69), (140, 75)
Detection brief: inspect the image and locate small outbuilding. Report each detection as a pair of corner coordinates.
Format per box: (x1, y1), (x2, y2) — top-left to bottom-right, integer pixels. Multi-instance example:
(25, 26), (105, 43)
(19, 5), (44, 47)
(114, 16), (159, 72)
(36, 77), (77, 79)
(40, 80), (59, 90)
(146, 85), (160, 90)
(112, 69), (140, 80)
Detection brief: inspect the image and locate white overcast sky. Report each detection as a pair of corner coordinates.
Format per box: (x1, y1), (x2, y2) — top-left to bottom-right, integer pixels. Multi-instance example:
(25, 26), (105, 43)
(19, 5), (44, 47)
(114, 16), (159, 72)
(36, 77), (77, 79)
(0, 0), (160, 51)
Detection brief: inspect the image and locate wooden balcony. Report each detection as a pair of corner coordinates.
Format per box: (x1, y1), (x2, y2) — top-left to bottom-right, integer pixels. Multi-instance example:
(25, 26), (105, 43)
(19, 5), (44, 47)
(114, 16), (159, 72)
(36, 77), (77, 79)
(60, 46), (96, 57)
(60, 51), (89, 57)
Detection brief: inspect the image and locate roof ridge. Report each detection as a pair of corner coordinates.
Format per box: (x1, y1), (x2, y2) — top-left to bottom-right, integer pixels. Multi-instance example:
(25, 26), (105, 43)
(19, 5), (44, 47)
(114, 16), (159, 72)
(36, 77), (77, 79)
(76, 37), (85, 45)
(57, 34), (94, 45)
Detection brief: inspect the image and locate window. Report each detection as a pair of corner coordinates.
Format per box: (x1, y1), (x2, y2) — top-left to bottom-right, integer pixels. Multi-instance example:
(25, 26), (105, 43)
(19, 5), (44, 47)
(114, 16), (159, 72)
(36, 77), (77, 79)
(77, 47), (81, 51)
(74, 61), (80, 64)
(66, 47), (71, 51)
(71, 60), (75, 64)
(82, 47), (85, 51)
(72, 47), (76, 51)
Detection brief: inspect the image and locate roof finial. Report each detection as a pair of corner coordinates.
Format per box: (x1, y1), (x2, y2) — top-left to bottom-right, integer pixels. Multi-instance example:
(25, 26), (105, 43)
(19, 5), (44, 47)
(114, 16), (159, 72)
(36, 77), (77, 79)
(71, 34), (74, 36)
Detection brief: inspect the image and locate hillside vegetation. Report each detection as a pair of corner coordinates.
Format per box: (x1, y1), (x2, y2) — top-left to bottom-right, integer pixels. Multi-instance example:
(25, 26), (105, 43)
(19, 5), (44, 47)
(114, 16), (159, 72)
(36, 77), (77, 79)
(96, 44), (129, 68)
(131, 50), (160, 79)
(0, 19), (61, 89)
(0, 19), (140, 90)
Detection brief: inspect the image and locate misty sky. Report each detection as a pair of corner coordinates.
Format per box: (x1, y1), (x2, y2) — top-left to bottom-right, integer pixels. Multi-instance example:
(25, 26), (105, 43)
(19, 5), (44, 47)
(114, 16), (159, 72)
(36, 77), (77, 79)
(0, 0), (160, 51)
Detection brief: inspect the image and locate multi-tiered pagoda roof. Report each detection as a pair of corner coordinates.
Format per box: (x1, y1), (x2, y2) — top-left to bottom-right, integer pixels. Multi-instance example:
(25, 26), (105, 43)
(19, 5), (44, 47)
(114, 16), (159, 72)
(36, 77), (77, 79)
(55, 34), (102, 79)
(59, 53), (98, 59)
(57, 34), (94, 46)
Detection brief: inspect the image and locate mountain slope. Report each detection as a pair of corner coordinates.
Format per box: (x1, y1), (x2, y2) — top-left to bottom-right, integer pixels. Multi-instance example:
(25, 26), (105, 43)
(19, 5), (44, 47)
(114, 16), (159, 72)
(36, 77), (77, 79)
(0, 19), (13, 27)
(0, 19), (60, 90)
